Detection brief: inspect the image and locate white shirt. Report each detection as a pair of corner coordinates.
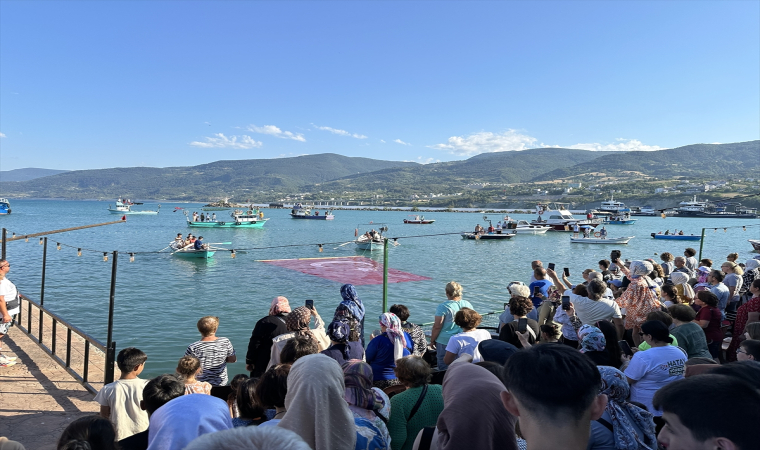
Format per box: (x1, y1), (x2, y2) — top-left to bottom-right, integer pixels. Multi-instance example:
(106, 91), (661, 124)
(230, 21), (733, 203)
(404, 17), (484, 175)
(93, 378), (150, 440)
(625, 346), (686, 416)
(0, 278), (20, 316)
(564, 289), (621, 324)
(444, 329), (492, 363)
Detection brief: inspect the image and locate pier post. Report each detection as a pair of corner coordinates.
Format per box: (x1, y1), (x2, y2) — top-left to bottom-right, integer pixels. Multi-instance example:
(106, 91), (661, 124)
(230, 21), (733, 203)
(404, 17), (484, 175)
(382, 238), (389, 312)
(105, 251), (118, 384)
(39, 237), (47, 341)
(1, 228), (6, 260)
(698, 227), (706, 260)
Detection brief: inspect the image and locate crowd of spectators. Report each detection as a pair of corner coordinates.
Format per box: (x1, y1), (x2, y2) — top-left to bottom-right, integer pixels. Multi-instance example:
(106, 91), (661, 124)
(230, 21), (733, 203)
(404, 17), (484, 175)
(2, 246), (760, 450)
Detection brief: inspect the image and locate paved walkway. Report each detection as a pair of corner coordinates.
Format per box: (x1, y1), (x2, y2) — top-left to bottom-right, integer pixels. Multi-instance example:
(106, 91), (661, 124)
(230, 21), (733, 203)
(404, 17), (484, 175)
(0, 328), (100, 450)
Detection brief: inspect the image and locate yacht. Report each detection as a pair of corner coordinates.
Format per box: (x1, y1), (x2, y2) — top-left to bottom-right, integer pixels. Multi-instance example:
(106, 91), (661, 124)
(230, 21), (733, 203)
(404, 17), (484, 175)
(599, 196), (627, 214)
(531, 202), (603, 231)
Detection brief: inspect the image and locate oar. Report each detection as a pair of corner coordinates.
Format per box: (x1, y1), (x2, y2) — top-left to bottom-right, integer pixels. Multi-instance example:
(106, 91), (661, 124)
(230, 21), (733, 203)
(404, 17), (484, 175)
(333, 241), (354, 249)
(205, 242), (232, 245)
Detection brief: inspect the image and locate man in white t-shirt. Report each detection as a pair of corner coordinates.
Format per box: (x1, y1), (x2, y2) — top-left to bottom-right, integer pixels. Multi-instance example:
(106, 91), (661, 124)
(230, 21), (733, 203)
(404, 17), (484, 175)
(95, 347), (150, 440)
(0, 259), (20, 366)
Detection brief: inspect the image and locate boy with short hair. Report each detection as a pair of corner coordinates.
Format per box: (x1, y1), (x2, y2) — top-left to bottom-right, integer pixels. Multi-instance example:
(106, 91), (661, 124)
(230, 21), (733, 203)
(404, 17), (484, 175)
(94, 347), (149, 440)
(185, 316), (236, 386)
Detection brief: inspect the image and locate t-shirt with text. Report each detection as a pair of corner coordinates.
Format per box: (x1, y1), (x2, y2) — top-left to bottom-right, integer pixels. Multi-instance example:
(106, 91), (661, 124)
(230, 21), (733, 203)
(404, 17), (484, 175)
(624, 345), (686, 416)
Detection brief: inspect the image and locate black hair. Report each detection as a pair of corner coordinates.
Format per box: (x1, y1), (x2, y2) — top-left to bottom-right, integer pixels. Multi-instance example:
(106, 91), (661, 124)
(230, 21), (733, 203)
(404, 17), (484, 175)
(598, 259), (610, 269)
(389, 304), (411, 322)
(501, 344), (601, 421)
(709, 360), (760, 389)
(595, 320), (623, 369)
(539, 324), (560, 339)
(653, 374), (760, 449)
(709, 270), (724, 283)
(57, 415), (117, 450)
(640, 320), (672, 343)
(237, 378), (266, 420)
(668, 304), (696, 322)
(142, 374), (185, 415)
(753, 278), (760, 290)
(684, 247), (697, 257)
(697, 290), (719, 307)
(645, 310), (673, 328)
(116, 347), (147, 373)
(739, 341), (760, 361)
(255, 364), (291, 408)
(280, 335), (319, 364)
(661, 284), (678, 300)
(474, 361), (503, 378)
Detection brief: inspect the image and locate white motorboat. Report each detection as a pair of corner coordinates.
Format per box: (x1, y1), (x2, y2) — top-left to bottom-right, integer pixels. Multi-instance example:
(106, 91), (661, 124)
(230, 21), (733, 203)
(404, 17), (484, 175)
(502, 217), (550, 234)
(108, 198), (160, 215)
(531, 202), (603, 231)
(570, 236), (634, 244)
(599, 195), (628, 214)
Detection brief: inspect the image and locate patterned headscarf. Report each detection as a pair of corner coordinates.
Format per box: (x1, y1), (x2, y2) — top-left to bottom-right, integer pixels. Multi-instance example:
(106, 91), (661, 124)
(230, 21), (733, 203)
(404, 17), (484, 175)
(547, 285), (562, 303)
(328, 321), (351, 361)
(379, 313), (406, 362)
(269, 296), (292, 316)
(578, 325), (606, 353)
(598, 366), (657, 450)
(286, 307), (312, 338)
(629, 260), (653, 278)
(340, 284), (365, 321)
(342, 360), (383, 411)
(670, 272), (695, 300)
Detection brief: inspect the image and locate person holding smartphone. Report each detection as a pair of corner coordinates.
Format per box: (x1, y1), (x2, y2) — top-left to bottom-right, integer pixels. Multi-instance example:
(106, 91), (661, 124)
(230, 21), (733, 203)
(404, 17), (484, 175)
(498, 295), (539, 349)
(528, 267), (553, 309)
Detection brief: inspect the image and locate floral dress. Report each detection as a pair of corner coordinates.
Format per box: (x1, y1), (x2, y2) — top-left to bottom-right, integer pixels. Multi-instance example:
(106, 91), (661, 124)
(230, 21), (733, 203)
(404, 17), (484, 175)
(616, 278), (662, 329)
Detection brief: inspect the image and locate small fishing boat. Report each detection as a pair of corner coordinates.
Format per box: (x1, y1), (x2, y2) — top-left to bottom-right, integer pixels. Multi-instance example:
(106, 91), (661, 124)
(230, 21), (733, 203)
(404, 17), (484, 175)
(355, 224), (387, 251)
(171, 248), (216, 259)
(651, 233), (701, 241)
(606, 209), (637, 225)
(201, 198), (235, 211)
(290, 203), (334, 220)
(403, 215), (435, 224)
(187, 209), (268, 228)
(502, 217), (550, 234)
(461, 232), (515, 240)
(0, 198), (10, 215)
(749, 240), (760, 252)
(108, 199), (160, 215)
(570, 236), (634, 244)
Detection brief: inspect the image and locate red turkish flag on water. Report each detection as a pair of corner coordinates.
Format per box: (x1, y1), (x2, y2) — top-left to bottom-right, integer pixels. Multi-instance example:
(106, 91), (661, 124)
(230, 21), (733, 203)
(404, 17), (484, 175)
(260, 256), (431, 285)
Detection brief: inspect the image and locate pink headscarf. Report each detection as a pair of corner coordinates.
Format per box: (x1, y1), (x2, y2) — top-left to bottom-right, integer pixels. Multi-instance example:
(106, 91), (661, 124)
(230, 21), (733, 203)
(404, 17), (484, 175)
(379, 313), (406, 362)
(269, 296), (292, 316)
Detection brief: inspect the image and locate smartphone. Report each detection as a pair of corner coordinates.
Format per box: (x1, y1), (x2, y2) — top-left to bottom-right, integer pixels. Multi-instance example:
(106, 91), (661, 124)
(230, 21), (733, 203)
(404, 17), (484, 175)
(533, 286), (541, 297)
(503, 302), (509, 310)
(517, 318), (528, 333)
(561, 295), (571, 310)
(548, 263), (556, 271)
(619, 340), (633, 357)
(610, 250), (621, 261)
(305, 299), (314, 310)
(563, 267), (570, 277)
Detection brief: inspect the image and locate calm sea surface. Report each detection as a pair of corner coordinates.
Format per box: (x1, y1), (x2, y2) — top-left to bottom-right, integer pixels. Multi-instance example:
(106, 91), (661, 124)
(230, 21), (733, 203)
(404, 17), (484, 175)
(2, 200), (758, 377)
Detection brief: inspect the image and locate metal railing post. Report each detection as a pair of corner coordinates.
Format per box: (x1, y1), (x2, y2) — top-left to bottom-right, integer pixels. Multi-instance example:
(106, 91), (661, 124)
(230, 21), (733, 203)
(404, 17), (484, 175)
(698, 227), (706, 260)
(382, 238), (389, 313)
(39, 237), (47, 342)
(2, 228), (6, 260)
(105, 251), (118, 383)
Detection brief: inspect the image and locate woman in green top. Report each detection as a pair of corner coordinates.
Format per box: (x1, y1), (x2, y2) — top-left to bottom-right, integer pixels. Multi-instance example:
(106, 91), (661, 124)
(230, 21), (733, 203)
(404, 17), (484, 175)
(430, 281), (473, 370)
(387, 356), (444, 450)
(668, 304), (712, 359)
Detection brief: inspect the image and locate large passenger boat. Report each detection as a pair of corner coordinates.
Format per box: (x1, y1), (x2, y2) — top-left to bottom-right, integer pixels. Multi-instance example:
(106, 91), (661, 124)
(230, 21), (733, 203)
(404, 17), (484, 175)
(186, 209), (268, 228)
(673, 196), (758, 218)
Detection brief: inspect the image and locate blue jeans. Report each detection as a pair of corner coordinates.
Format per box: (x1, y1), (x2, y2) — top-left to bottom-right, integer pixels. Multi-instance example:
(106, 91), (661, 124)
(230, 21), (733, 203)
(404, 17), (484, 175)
(436, 342), (449, 370)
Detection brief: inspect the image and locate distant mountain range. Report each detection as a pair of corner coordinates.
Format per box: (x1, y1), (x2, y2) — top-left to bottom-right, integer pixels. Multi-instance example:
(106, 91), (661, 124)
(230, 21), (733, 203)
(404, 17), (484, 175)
(0, 168), (69, 182)
(0, 141), (758, 201)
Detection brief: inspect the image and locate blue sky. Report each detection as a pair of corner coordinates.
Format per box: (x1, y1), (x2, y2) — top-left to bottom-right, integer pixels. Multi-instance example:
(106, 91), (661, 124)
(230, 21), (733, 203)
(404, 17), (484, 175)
(1, 0), (758, 171)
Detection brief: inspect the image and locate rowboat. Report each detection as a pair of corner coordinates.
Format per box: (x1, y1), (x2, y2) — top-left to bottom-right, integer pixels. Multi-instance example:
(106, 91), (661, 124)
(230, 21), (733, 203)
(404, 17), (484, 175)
(108, 199), (160, 215)
(651, 233), (701, 241)
(355, 224), (387, 251)
(461, 232), (515, 240)
(187, 209), (268, 228)
(171, 248), (216, 259)
(607, 218), (637, 225)
(290, 203), (334, 220)
(403, 215), (435, 224)
(570, 236), (634, 244)
(605, 209), (637, 225)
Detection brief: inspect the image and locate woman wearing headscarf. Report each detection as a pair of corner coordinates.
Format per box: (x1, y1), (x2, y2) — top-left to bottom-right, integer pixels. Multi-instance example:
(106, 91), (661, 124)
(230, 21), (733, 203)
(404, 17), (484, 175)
(336, 284), (366, 346)
(277, 354), (387, 450)
(727, 279), (760, 362)
(184, 426), (312, 450)
(246, 297), (291, 377)
(147, 393), (232, 450)
(268, 306), (329, 369)
(366, 313), (413, 389)
(587, 366), (657, 450)
(342, 360), (392, 446)
(578, 324), (610, 366)
(412, 360), (517, 450)
(616, 261), (662, 346)
(721, 261), (744, 309)
(321, 321), (365, 365)
(669, 272), (695, 305)
(739, 258), (760, 301)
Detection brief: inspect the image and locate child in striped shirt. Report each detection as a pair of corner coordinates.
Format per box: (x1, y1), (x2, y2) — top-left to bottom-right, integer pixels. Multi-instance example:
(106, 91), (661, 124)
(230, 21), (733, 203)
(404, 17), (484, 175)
(184, 316), (236, 386)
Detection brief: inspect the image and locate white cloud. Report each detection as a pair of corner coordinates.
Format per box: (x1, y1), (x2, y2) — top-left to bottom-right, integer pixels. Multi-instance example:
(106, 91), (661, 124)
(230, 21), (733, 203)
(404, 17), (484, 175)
(394, 139), (411, 146)
(0, 132), (5, 138)
(417, 156), (440, 164)
(379, 139), (386, 143)
(429, 130), (537, 156)
(312, 124), (367, 139)
(246, 125), (306, 142)
(566, 139), (663, 152)
(189, 133), (262, 149)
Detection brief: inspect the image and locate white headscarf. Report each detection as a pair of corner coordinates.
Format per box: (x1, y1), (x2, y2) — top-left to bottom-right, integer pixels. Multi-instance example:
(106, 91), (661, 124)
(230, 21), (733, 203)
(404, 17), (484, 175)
(148, 393), (232, 450)
(745, 259), (760, 271)
(278, 354), (356, 450)
(185, 426), (312, 450)
(670, 272), (695, 300)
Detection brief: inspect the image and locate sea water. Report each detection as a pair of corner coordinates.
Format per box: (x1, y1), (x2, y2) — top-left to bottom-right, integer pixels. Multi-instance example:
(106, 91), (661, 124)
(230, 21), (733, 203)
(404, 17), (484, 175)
(1, 200), (757, 377)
